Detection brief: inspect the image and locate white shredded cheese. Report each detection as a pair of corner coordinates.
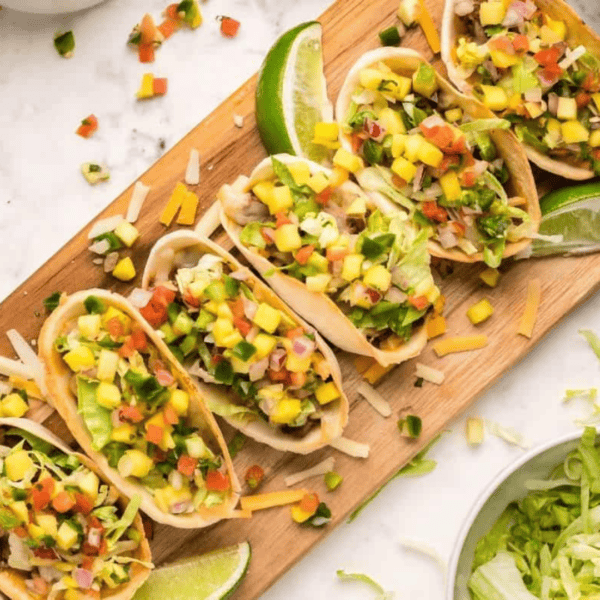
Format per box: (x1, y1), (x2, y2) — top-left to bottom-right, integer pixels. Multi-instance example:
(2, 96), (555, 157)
(126, 181), (150, 223)
(415, 363), (445, 385)
(0, 356), (33, 380)
(284, 457), (335, 487)
(194, 202), (221, 238)
(399, 538), (448, 580)
(486, 420), (531, 449)
(92, 258), (104, 265)
(0, 380), (11, 395)
(185, 149), (201, 186)
(88, 239), (111, 255)
(330, 437), (370, 458)
(558, 45), (586, 70)
(357, 381), (392, 417)
(87, 215), (125, 239)
(6, 330), (46, 395)
(233, 114), (244, 128)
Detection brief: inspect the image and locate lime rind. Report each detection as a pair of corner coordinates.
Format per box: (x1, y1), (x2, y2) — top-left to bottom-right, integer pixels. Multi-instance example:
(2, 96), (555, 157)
(133, 541), (251, 600)
(539, 181), (600, 216)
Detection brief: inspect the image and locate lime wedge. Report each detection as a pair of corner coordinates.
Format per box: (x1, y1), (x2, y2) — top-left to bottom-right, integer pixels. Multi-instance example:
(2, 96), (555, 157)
(256, 21), (333, 163)
(532, 182), (600, 257)
(133, 542), (251, 600)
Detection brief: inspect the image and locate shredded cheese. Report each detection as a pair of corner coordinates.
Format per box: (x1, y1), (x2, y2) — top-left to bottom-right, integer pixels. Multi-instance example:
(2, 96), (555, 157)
(354, 356), (373, 375)
(417, 0), (440, 54)
(284, 457), (335, 487)
(226, 509), (253, 519)
(176, 191), (199, 225)
(329, 436), (370, 458)
(184, 148), (200, 186)
(517, 279), (541, 339)
(363, 361), (394, 384)
(0, 356), (35, 380)
(426, 314), (446, 339)
(233, 113), (244, 128)
(194, 202), (221, 238)
(357, 381), (392, 417)
(415, 363), (445, 385)
(433, 335), (488, 357)
(87, 215), (125, 239)
(240, 489), (307, 512)
(6, 330), (46, 395)
(126, 181), (150, 223)
(8, 376), (42, 400)
(160, 182), (187, 226)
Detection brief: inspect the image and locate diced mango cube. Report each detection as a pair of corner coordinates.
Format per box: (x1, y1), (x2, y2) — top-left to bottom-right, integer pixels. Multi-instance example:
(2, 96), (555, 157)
(363, 265), (392, 291)
(391, 133), (407, 158)
(97, 349), (119, 382)
(63, 345), (95, 372)
(112, 257), (136, 281)
(136, 73), (154, 99)
(1, 393), (29, 418)
(440, 171), (462, 202)
(561, 121), (589, 144)
(111, 424), (136, 443)
(403, 134), (423, 162)
(590, 129), (600, 148)
(417, 140), (444, 168)
(378, 108), (406, 135)
(346, 196), (367, 215)
(270, 398), (302, 424)
(213, 318), (234, 346)
(467, 298), (494, 324)
(78, 314), (101, 339)
(287, 162), (311, 186)
(170, 389), (189, 416)
(391, 156), (417, 183)
(96, 381), (121, 409)
(306, 172), (330, 194)
(329, 166), (349, 188)
(77, 471), (99, 500)
(342, 254), (364, 281)
(557, 97), (577, 121)
(315, 382), (341, 405)
(5, 450), (34, 481)
(305, 273), (332, 293)
(114, 221), (140, 247)
(253, 303), (281, 334)
(480, 85), (508, 111)
(445, 108), (463, 123)
(479, 267), (500, 287)
(333, 148), (364, 173)
(254, 333), (277, 359)
(313, 122), (339, 141)
(57, 522), (79, 551)
(274, 224), (303, 253)
(269, 185), (294, 214)
(479, 2), (506, 26)
(252, 181), (275, 206)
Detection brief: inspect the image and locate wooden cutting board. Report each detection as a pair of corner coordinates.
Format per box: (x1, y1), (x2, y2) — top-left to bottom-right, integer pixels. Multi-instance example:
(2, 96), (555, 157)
(1, 0), (599, 597)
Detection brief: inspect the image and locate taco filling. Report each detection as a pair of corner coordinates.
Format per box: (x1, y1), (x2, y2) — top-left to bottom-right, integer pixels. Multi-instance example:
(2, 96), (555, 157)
(451, 0), (600, 174)
(223, 157), (440, 350)
(139, 250), (342, 436)
(343, 60), (532, 267)
(53, 295), (233, 516)
(0, 426), (148, 598)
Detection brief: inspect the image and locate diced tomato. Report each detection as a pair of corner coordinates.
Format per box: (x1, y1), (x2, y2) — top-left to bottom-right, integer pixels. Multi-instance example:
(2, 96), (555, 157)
(31, 478), (54, 511)
(155, 369), (174, 387)
(74, 493), (94, 515)
(76, 114), (98, 138)
(153, 286), (176, 306)
(34, 548), (57, 560)
(163, 404), (179, 425)
(326, 247), (348, 262)
(118, 336), (135, 358)
(106, 317), (124, 338)
(449, 221), (466, 237)
(419, 123), (454, 151)
(462, 151), (476, 168)
(316, 187), (332, 206)
(158, 18), (179, 38)
(87, 516), (104, 532)
(244, 465), (264, 489)
(299, 492), (319, 514)
(285, 327), (305, 339)
(408, 295), (429, 310)
(233, 316), (252, 337)
(131, 328), (147, 351)
(146, 424), (164, 445)
(152, 447), (167, 463)
(31, 576), (49, 596)
(392, 174), (407, 188)
(138, 43), (155, 63)
(540, 63), (563, 81)
(365, 120), (383, 139)
(534, 46), (561, 66)
(260, 228), (274, 245)
(52, 491), (75, 513)
(140, 14), (158, 44)
(593, 148), (600, 160)
(220, 16), (240, 38)
(153, 78), (168, 96)
(289, 371), (306, 388)
(120, 405), (143, 423)
(460, 170), (476, 187)
(268, 367), (289, 382)
(211, 354), (224, 365)
(437, 154), (461, 174)
(82, 542), (100, 556)
(206, 470), (230, 491)
(489, 36), (515, 55)
(177, 455), (198, 477)
(183, 290), (200, 308)
(229, 297), (245, 319)
(421, 201), (448, 223)
(512, 34), (529, 53)
(576, 92), (591, 108)
(275, 212), (291, 228)
(14, 527), (28, 538)
(82, 556), (95, 571)
(294, 245), (314, 265)
(351, 134), (364, 153)
(446, 135), (467, 155)
(139, 303), (165, 327)
(583, 72), (600, 92)
(165, 3), (180, 20)
(98, 539), (108, 555)
(366, 288), (382, 304)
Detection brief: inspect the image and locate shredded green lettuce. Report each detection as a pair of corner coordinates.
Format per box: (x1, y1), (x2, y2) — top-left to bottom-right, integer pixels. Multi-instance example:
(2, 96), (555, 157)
(580, 329), (600, 361)
(336, 570), (393, 599)
(106, 495), (142, 544)
(459, 118), (510, 133)
(77, 376), (112, 451)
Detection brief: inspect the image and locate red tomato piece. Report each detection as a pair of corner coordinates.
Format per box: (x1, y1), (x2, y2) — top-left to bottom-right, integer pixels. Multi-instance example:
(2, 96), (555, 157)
(299, 492), (319, 514)
(233, 316), (252, 337)
(576, 92), (591, 108)
(315, 187), (332, 205)
(183, 290), (200, 308)
(153, 78), (168, 96)
(120, 405), (144, 423)
(131, 328), (147, 351)
(285, 327), (305, 339)
(34, 548), (58, 560)
(583, 72), (600, 92)
(118, 336), (135, 358)
(366, 288), (382, 304)
(244, 465), (264, 489)
(289, 371), (306, 388)
(206, 470), (230, 491)
(52, 491), (76, 513)
(391, 174), (407, 188)
(31, 485), (52, 511)
(489, 36), (515, 55)
(146, 424), (164, 445)
(153, 286), (176, 306)
(421, 201), (448, 223)
(450, 221), (466, 237)
(268, 367), (289, 382)
(419, 123), (454, 150)
(220, 16), (240, 38)
(165, 3), (180, 20)
(408, 295), (429, 310)
(229, 297), (245, 319)
(351, 134), (364, 153)
(138, 43), (155, 63)
(461, 171), (476, 187)
(74, 493), (94, 515)
(82, 556), (95, 571)
(275, 213), (291, 228)
(177, 455), (198, 477)
(541, 63), (563, 81)
(14, 527), (28, 538)
(76, 114), (98, 138)
(158, 19), (179, 39)
(163, 404), (179, 426)
(106, 317), (124, 338)
(294, 245), (314, 265)
(512, 34), (529, 53)
(534, 46), (561, 66)
(139, 303), (164, 327)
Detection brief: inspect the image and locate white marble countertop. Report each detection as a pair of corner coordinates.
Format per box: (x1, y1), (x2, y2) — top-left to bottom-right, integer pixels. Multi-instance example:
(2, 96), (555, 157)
(2, 0), (600, 598)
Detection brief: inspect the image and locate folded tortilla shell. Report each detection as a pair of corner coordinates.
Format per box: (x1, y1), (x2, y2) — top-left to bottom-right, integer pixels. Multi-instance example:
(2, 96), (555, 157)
(38, 289), (240, 529)
(219, 153), (429, 367)
(142, 230), (349, 454)
(0, 417), (151, 600)
(335, 47), (540, 262)
(441, 0), (600, 179)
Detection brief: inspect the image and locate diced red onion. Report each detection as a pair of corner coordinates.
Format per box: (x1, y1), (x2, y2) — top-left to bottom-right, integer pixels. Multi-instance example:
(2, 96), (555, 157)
(547, 93), (559, 116)
(155, 369), (175, 387)
(111, 408), (125, 427)
(103, 252), (119, 274)
(364, 118), (387, 142)
(261, 227), (275, 243)
(128, 288), (153, 308)
(249, 357), (269, 382)
(73, 568), (94, 590)
(384, 287), (408, 304)
(170, 501), (193, 514)
(87, 529), (101, 548)
(413, 164), (425, 193)
(269, 348), (287, 371)
(246, 325), (259, 343)
(454, 0), (474, 16)
(502, 7), (522, 27)
(292, 337), (315, 359)
(188, 360), (218, 384)
(242, 296), (258, 320)
(437, 225), (459, 249)
(88, 239), (110, 255)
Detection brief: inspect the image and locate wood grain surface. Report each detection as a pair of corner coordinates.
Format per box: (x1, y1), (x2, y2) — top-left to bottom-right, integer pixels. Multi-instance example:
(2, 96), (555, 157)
(0, 0), (597, 597)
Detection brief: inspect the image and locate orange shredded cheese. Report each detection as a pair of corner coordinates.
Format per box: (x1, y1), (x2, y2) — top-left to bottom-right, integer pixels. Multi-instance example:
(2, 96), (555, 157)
(354, 356), (374, 375)
(8, 376), (42, 400)
(426, 314), (446, 339)
(517, 279), (541, 339)
(226, 509), (253, 519)
(434, 294), (445, 314)
(240, 489), (308, 513)
(433, 335), (488, 357)
(363, 361), (393, 384)
(176, 191), (199, 225)
(417, 0), (440, 54)
(160, 182), (187, 226)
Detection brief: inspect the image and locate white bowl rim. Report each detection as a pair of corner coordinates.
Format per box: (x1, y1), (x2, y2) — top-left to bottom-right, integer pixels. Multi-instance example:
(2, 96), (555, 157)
(445, 427), (597, 599)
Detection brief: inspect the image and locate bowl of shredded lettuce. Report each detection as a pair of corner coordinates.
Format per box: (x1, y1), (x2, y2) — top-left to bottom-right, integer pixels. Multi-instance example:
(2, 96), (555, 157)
(447, 426), (600, 600)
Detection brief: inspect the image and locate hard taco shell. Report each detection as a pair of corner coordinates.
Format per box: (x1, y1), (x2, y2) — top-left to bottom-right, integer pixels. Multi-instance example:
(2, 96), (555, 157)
(38, 290), (240, 528)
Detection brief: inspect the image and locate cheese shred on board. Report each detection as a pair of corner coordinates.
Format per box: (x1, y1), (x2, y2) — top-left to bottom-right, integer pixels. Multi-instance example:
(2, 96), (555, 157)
(160, 182), (186, 225)
(357, 381), (392, 417)
(284, 457), (336, 487)
(517, 279), (541, 339)
(330, 437), (370, 458)
(240, 489), (308, 512)
(433, 335), (488, 357)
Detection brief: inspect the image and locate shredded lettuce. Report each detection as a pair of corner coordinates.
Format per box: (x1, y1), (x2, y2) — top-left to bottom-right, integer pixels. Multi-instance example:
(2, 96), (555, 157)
(355, 167), (417, 214)
(336, 570), (394, 599)
(77, 376), (112, 451)
(106, 494), (142, 544)
(580, 329), (600, 361)
(459, 118), (510, 133)
(240, 222), (267, 249)
(469, 553), (538, 600)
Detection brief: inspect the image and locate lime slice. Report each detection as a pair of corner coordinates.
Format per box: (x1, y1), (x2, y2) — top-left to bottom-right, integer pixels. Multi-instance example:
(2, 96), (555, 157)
(532, 182), (600, 257)
(134, 542), (251, 600)
(256, 21), (333, 163)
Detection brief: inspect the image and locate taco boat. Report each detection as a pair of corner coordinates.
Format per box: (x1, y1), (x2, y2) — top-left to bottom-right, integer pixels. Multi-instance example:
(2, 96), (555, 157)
(219, 153), (439, 367)
(139, 231), (349, 454)
(335, 47), (540, 268)
(39, 290), (240, 528)
(442, 0), (600, 179)
(0, 417), (151, 600)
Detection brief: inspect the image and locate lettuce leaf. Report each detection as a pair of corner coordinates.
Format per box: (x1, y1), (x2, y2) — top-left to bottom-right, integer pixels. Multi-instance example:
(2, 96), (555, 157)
(469, 552), (538, 600)
(77, 376), (112, 451)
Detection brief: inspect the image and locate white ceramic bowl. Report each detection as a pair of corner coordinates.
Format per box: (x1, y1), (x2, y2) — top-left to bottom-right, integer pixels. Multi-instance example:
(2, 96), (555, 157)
(2, 0), (104, 14)
(445, 428), (593, 600)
